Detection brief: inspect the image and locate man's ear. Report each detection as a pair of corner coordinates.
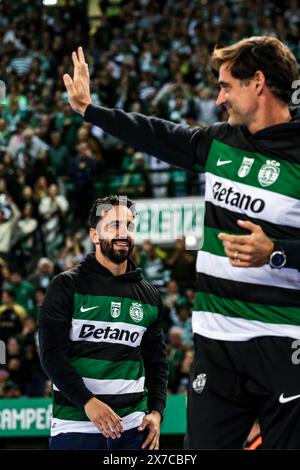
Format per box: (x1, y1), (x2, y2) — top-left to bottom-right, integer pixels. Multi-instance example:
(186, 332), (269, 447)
(89, 227), (98, 245)
(254, 70), (266, 95)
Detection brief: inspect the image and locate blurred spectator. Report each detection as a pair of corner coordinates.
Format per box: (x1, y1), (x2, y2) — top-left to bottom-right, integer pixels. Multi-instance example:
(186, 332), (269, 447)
(2, 380), (22, 398)
(170, 297), (193, 347)
(77, 124), (103, 164)
(138, 240), (169, 289)
(33, 176), (48, 204)
(5, 268), (35, 316)
(31, 286), (47, 321)
(168, 168), (188, 197)
(48, 131), (70, 178)
(177, 349), (194, 394)
(20, 186), (37, 214)
(0, 194), (21, 261)
(22, 340), (46, 397)
(38, 183), (69, 254)
(44, 379), (52, 398)
(185, 287), (196, 309)
(15, 128), (48, 168)
(166, 326), (186, 393)
(0, 118), (10, 150)
(6, 335), (21, 358)
(120, 151), (152, 198)
(56, 234), (85, 271)
(0, 369), (11, 398)
(194, 87), (218, 125)
(6, 337), (24, 392)
(163, 280), (183, 310)
(165, 238), (196, 290)
(68, 142), (97, 227)
(0, 289), (26, 343)
(147, 156), (170, 198)
(3, 98), (25, 133)
(18, 316), (37, 347)
(9, 49), (32, 76)
(13, 203), (38, 267)
(28, 258), (54, 289)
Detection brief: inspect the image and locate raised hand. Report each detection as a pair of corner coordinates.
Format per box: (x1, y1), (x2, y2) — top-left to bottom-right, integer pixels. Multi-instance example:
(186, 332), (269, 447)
(63, 46), (92, 116)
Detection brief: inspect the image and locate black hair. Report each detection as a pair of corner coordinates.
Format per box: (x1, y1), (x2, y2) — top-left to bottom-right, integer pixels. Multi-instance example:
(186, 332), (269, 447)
(88, 195), (136, 229)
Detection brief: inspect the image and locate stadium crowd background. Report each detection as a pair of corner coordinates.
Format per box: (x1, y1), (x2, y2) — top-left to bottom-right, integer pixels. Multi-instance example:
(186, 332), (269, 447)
(0, 0), (300, 401)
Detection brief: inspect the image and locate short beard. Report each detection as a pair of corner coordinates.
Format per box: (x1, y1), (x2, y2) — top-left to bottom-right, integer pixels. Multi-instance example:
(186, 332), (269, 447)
(99, 238), (134, 264)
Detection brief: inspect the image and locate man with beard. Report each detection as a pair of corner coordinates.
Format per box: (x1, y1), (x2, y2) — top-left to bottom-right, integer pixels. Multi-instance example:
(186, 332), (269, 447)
(39, 195), (168, 450)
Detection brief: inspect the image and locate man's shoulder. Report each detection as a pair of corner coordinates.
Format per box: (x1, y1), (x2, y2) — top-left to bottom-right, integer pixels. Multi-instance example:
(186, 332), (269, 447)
(139, 278), (161, 305)
(50, 264), (82, 288)
(204, 121), (242, 140)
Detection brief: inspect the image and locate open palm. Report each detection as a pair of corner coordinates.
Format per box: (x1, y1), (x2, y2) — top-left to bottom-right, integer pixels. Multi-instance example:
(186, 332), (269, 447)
(63, 46), (92, 116)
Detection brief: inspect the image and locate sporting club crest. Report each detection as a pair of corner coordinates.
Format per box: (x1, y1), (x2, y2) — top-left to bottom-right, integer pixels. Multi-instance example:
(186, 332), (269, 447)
(258, 160), (280, 187)
(129, 302), (144, 322)
(192, 373), (207, 394)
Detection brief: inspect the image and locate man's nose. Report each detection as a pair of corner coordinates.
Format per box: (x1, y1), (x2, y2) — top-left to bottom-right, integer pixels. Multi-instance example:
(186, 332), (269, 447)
(216, 89), (226, 106)
(117, 223), (128, 239)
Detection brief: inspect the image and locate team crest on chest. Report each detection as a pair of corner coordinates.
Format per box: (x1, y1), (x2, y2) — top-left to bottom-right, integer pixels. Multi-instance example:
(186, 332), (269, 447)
(129, 302), (144, 322)
(258, 160), (280, 187)
(238, 157), (255, 178)
(111, 301), (121, 318)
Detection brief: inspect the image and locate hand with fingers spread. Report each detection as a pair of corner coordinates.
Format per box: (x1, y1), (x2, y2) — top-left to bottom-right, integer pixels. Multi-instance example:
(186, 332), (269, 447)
(218, 219), (274, 268)
(63, 47), (92, 116)
(138, 411), (161, 450)
(84, 397), (124, 439)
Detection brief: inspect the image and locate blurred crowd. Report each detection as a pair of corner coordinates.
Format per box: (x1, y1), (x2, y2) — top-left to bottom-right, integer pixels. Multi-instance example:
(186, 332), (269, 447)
(1, 0), (300, 398)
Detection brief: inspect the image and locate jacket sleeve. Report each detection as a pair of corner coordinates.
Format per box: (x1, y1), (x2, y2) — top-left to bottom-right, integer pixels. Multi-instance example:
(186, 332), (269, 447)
(140, 299), (168, 419)
(38, 274), (94, 409)
(84, 104), (214, 171)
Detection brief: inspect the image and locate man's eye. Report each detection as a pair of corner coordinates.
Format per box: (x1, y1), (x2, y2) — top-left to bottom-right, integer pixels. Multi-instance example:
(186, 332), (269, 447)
(128, 223), (135, 231)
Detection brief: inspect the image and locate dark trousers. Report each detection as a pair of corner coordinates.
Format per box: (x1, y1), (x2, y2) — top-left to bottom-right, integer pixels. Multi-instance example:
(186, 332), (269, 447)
(185, 333), (300, 449)
(49, 427), (147, 450)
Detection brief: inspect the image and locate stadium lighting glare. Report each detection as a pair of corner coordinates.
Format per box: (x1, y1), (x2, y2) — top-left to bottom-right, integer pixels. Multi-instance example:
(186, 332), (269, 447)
(43, 0), (57, 5)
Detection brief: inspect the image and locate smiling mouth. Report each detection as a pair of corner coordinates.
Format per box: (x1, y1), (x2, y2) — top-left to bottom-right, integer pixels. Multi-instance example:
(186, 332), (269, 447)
(113, 241), (129, 248)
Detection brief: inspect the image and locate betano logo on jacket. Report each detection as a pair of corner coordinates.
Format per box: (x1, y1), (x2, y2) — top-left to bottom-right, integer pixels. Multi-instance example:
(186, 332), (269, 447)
(79, 323), (140, 343)
(212, 181), (265, 213)
(70, 319), (146, 347)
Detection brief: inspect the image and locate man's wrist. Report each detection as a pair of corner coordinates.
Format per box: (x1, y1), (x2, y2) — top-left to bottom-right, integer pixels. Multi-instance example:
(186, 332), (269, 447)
(84, 396), (95, 410)
(149, 410), (162, 422)
(81, 102), (92, 117)
(269, 241), (287, 269)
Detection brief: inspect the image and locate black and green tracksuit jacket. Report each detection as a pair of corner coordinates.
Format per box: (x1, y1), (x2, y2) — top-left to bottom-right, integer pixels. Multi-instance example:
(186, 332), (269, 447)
(83, 104), (300, 342)
(39, 253), (168, 435)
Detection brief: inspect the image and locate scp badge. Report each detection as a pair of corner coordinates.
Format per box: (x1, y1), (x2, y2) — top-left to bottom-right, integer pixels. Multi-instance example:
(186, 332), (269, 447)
(258, 160), (280, 187)
(129, 302), (144, 322)
(192, 373), (207, 394)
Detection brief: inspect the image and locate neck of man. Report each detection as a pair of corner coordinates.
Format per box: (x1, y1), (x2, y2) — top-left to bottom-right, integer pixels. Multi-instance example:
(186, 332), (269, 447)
(95, 249), (128, 276)
(247, 99), (291, 134)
